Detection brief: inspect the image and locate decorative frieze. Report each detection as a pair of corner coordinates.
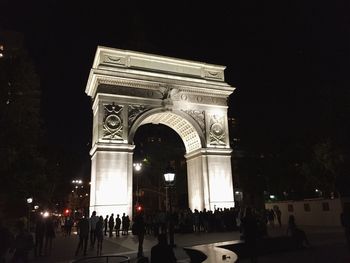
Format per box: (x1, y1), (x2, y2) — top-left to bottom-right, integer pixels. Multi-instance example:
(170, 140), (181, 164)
(172, 92), (227, 106)
(98, 84), (163, 99)
(203, 69), (224, 81)
(103, 103), (124, 140)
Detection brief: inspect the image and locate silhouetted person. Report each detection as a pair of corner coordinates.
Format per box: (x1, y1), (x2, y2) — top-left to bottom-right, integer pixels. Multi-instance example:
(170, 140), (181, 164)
(133, 211), (146, 258)
(95, 216), (104, 256)
(89, 211), (99, 248)
(108, 214), (114, 237)
(341, 210), (350, 249)
(123, 215), (130, 235)
(287, 215), (310, 248)
(122, 213), (127, 235)
(75, 216), (89, 256)
(267, 209), (275, 227)
(241, 207), (258, 263)
(34, 217), (45, 257)
(65, 217), (73, 237)
(151, 233), (176, 263)
(275, 207), (282, 227)
(0, 219), (14, 263)
(104, 215), (108, 236)
(115, 214), (121, 237)
(11, 221), (34, 263)
(44, 217), (55, 256)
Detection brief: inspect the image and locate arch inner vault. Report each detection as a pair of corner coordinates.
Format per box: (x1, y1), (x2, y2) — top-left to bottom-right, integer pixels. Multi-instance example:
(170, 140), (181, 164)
(86, 46), (235, 217)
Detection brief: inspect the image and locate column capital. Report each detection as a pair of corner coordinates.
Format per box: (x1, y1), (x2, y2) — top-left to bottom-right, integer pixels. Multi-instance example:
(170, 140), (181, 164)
(90, 142), (135, 156)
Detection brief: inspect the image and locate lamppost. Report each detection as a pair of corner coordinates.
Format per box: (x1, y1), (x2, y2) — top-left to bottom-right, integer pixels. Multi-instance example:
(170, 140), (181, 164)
(26, 197), (33, 231)
(133, 163), (142, 206)
(164, 167), (176, 247)
(71, 179), (83, 216)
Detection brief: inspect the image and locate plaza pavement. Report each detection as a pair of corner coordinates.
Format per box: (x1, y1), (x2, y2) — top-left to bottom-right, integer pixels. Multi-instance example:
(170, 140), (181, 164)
(23, 225), (350, 263)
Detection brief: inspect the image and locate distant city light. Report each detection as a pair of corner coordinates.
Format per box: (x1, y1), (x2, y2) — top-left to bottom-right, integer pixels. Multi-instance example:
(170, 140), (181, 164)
(269, 195), (276, 199)
(133, 163), (142, 172)
(72, 179), (83, 184)
(43, 211), (50, 218)
(26, 197), (33, 204)
(34, 205), (39, 210)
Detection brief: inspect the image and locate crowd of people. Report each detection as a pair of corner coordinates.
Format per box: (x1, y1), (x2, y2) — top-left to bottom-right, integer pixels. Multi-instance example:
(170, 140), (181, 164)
(0, 216), (56, 263)
(0, 205), (316, 263)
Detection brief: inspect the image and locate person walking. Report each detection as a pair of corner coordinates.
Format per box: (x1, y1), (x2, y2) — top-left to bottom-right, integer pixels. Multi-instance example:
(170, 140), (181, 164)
(65, 217), (73, 237)
(115, 214), (121, 237)
(104, 215), (109, 236)
(11, 221), (34, 263)
(75, 215), (89, 256)
(34, 217), (45, 257)
(44, 217), (55, 256)
(268, 209), (275, 227)
(341, 210), (350, 250)
(275, 207), (282, 227)
(241, 207), (258, 263)
(108, 214), (115, 238)
(151, 233), (176, 263)
(133, 211), (146, 258)
(89, 211), (99, 249)
(0, 219), (14, 263)
(95, 216), (104, 256)
(287, 215), (310, 248)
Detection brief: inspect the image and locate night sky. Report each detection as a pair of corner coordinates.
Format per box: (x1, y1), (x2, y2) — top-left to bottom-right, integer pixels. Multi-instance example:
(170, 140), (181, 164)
(2, 1), (349, 180)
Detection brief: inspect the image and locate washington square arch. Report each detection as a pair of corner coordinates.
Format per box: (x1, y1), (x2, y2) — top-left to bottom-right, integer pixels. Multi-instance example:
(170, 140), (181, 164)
(85, 46), (235, 217)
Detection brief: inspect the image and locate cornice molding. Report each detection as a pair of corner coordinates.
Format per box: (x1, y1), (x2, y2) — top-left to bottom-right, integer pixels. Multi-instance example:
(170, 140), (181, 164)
(86, 71), (234, 100)
(92, 46), (226, 81)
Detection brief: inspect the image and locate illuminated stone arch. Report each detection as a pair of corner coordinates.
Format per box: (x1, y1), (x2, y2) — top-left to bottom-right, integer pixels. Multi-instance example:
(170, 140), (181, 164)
(85, 46), (235, 217)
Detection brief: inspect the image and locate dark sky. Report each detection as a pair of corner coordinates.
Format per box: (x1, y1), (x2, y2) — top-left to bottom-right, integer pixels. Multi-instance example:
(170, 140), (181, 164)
(2, 0), (350, 177)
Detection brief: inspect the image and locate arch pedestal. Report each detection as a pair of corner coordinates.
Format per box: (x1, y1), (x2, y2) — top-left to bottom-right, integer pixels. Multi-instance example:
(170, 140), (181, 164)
(89, 144), (134, 217)
(86, 47), (236, 217)
(186, 148), (234, 211)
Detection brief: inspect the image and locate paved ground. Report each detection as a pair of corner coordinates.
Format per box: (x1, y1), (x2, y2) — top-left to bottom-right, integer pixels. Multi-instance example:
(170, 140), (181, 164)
(4, 225), (349, 262)
(240, 226), (350, 263)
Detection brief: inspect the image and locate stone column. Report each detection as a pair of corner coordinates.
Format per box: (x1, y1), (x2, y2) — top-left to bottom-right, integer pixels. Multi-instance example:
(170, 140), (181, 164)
(89, 144), (134, 218)
(186, 148), (234, 211)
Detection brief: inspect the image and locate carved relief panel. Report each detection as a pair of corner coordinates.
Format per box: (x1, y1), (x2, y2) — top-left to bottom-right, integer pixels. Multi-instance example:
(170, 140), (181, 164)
(102, 103), (124, 140)
(182, 110), (206, 135)
(128, 105), (151, 128)
(208, 114), (226, 146)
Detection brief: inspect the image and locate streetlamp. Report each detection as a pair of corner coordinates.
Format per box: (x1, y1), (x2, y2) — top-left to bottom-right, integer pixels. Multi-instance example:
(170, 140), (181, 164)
(71, 179), (84, 216)
(26, 197), (33, 231)
(133, 163), (142, 206)
(164, 166), (176, 247)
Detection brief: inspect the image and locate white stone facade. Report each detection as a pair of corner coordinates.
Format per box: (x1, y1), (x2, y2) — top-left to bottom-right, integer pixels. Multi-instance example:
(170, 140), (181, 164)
(86, 46), (235, 217)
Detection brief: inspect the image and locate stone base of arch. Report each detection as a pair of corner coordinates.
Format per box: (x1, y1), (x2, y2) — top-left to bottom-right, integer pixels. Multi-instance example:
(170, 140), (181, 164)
(89, 144), (134, 218)
(185, 148), (234, 211)
(89, 144), (234, 217)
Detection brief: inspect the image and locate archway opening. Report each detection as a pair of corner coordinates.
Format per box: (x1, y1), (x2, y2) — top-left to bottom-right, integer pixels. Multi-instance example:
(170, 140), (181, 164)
(132, 123), (188, 214)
